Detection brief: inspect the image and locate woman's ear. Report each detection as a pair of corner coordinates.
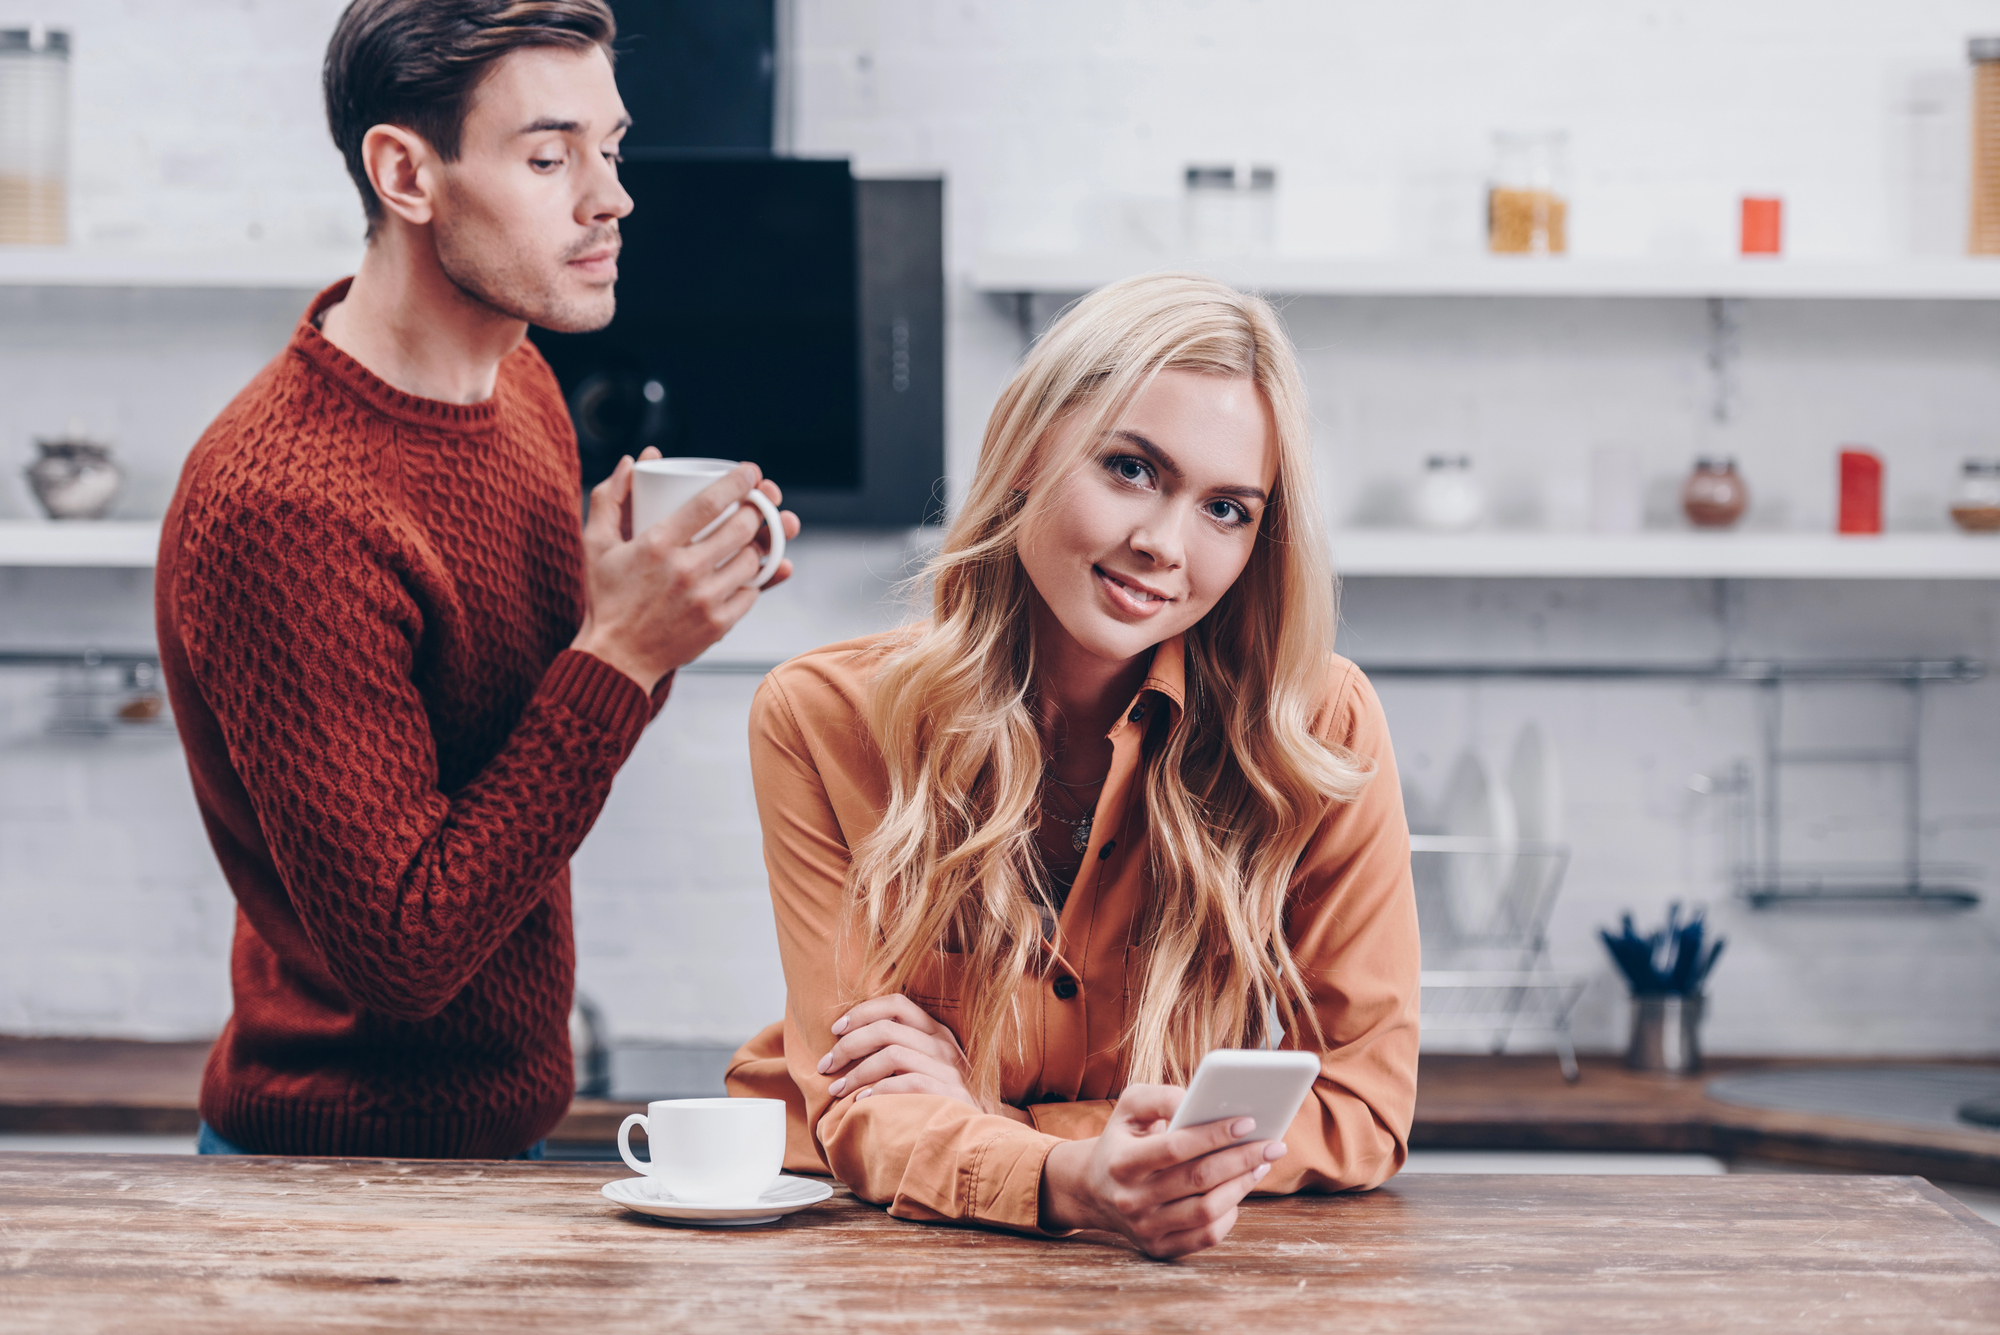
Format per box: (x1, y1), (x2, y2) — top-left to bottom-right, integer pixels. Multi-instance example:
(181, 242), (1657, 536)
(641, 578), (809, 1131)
(361, 123), (439, 228)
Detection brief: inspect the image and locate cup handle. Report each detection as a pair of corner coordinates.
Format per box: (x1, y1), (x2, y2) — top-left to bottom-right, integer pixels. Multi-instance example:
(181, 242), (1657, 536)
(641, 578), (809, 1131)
(616, 1112), (650, 1177)
(741, 488), (785, 589)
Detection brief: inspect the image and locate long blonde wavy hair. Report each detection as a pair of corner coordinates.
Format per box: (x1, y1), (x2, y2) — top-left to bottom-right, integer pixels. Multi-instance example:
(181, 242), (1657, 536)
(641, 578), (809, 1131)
(847, 272), (1373, 1100)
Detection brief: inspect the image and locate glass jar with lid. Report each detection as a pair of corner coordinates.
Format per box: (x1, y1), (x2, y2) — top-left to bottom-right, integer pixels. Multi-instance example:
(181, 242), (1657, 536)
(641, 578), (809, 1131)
(0, 25), (70, 245)
(1488, 131), (1568, 256)
(1950, 458), (2000, 532)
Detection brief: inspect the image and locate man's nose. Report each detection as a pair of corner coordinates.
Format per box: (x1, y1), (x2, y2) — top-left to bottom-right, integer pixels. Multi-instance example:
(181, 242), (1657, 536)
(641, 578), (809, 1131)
(582, 156), (633, 225)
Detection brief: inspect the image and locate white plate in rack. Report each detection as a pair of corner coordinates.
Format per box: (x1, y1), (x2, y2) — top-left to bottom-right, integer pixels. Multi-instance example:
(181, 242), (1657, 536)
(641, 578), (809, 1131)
(601, 1173), (835, 1226)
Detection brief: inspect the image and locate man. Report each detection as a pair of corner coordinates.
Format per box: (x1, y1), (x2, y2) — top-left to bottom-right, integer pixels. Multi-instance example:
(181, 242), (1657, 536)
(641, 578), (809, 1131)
(155, 0), (798, 1159)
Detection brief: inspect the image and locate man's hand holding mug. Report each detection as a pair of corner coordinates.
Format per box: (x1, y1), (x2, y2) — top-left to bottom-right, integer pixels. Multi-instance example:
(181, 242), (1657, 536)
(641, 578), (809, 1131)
(571, 448), (800, 692)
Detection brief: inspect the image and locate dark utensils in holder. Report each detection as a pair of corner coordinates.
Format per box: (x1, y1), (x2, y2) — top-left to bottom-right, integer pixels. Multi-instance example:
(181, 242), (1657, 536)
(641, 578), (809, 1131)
(26, 437), (122, 520)
(1601, 904), (1725, 1074)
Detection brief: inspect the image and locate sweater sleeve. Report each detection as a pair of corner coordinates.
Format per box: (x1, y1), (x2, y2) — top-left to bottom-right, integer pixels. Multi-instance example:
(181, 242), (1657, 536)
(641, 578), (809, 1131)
(749, 673), (1064, 1233)
(172, 489), (653, 1021)
(1257, 663), (1422, 1195)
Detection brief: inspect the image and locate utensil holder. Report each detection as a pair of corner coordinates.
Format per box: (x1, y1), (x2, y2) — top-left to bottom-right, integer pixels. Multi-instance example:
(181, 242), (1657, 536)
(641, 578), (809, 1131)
(1624, 994), (1704, 1074)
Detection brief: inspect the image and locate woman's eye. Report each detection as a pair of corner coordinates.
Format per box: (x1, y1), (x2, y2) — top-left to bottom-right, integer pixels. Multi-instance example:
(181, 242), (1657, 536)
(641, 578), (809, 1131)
(1205, 498), (1251, 526)
(1106, 455), (1153, 486)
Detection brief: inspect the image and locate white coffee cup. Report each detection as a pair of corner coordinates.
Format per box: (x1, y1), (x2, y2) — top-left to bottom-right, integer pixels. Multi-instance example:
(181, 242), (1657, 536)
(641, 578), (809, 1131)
(616, 1097), (786, 1203)
(630, 457), (786, 589)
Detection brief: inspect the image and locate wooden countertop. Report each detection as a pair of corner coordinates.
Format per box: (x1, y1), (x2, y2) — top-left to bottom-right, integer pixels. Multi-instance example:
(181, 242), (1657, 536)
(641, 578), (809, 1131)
(6, 1038), (1997, 1185)
(4, 1153), (1994, 1333)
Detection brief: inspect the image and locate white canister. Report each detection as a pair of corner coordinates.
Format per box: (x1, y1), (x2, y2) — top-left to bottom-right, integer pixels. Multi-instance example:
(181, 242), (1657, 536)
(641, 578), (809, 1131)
(1412, 455), (1485, 532)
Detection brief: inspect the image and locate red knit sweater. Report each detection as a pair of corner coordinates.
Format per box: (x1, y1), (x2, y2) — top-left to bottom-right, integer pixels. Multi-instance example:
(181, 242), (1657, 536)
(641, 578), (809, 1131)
(157, 281), (662, 1158)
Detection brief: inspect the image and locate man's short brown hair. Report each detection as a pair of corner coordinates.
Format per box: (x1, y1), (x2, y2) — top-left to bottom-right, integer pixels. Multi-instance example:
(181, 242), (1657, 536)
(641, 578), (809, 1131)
(323, 0), (617, 228)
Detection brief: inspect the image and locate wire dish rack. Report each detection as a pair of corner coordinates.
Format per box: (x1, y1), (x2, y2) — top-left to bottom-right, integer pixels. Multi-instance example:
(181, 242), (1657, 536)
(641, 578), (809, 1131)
(1412, 834), (1587, 1083)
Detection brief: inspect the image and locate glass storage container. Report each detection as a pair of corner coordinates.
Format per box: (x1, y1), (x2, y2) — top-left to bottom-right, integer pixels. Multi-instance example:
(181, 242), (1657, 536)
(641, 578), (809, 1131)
(1973, 37), (2000, 254)
(1488, 131), (1567, 256)
(1950, 458), (2000, 532)
(0, 25), (69, 245)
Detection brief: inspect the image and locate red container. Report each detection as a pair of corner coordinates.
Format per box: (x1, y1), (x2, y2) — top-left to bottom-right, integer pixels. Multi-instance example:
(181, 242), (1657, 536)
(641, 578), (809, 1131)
(1741, 197), (1782, 255)
(1838, 448), (1883, 534)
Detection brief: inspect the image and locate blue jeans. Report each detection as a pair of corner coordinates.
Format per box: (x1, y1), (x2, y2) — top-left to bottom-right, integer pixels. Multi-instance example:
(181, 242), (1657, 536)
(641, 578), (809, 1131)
(197, 1120), (545, 1160)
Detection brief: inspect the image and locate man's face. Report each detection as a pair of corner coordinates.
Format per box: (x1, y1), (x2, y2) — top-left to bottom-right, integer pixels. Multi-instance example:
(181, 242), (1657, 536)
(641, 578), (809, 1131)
(431, 44), (632, 333)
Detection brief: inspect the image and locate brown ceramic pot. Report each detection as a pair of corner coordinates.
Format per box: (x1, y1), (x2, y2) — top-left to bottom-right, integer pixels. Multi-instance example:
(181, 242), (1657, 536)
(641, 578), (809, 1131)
(1682, 458), (1748, 529)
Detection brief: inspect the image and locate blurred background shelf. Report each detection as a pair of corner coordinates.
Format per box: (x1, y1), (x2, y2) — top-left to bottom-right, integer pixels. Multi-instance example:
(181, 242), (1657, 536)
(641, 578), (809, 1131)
(3, 524), (1994, 578)
(0, 248), (358, 290)
(973, 254), (2000, 300)
(0, 521), (160, 566)
(1330, 531), (2000, 579)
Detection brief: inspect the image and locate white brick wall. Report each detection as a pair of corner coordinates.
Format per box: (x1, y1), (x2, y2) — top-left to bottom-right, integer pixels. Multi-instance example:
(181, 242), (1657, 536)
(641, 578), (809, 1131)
(0, 1), (1995, 1053)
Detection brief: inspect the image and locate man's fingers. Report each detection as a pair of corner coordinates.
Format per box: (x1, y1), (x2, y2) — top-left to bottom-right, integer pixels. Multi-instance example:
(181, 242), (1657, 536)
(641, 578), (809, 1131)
(682, 500), (765, 562)
(584, 456), (634, 548)
(756, 477), (785, 508)
(657, 462), (760, 545)
(758, 558), (795, 591)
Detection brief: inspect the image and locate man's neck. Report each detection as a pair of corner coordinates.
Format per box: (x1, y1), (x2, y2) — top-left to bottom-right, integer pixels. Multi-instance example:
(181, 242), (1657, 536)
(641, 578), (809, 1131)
(318, 224), (527, 406)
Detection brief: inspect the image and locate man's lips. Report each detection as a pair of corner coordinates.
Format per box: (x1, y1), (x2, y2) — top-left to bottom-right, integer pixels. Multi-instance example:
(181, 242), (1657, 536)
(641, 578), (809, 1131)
(567, 246), (620, 276)
(1094, 564), (1173, 615)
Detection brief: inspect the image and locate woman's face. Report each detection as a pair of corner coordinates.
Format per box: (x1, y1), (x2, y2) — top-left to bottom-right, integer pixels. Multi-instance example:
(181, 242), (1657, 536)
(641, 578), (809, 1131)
(1018, 368), (1279, 669)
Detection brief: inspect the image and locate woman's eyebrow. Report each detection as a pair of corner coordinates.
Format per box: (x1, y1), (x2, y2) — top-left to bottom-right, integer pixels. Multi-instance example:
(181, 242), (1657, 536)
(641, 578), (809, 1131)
(1113, 430), (1268, 503)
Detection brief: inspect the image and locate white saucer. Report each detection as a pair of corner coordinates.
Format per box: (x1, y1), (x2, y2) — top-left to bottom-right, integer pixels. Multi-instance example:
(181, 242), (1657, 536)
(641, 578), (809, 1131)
(601, 1174), (835, 1226)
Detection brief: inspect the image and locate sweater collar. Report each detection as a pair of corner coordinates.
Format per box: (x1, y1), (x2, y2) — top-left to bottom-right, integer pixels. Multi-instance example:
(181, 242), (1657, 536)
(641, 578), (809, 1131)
(288, 279), (510, 433)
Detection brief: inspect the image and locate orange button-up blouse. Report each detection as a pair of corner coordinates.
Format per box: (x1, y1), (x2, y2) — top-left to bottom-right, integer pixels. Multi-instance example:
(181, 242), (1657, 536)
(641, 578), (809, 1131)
(726, 629), (1420, 1233)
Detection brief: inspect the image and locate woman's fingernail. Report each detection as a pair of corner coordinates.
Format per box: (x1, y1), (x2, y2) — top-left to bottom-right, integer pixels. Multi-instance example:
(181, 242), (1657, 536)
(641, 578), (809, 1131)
(1253, 1163), (1272, 1182)
(831, 1017), (849, 1035)
(1264, 1142), (1288, 1161)
(828, 1078), (846, 1096)
(1230, 1118), (1256, 1138)
(816, 1054), (832, 1073)
(855, 1086), (872, 1100)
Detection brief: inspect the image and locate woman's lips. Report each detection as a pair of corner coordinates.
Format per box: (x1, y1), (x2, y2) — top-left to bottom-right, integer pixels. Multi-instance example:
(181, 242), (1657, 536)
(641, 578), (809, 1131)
(1094, 564), (1171, 617)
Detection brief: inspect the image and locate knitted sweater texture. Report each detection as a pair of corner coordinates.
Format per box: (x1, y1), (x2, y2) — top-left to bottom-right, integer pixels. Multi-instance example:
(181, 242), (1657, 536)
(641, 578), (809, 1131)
(157, 281), (660, 1158)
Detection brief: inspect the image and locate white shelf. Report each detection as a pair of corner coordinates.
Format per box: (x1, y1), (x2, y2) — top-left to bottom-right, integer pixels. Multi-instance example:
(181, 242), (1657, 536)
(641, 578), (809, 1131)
(1330, 532), (2000, 580)
(0, 248), (359, 290)
(2, 523), (1992, 579)
(0, 521), (161, 567)
(973, 254), (2000, 301)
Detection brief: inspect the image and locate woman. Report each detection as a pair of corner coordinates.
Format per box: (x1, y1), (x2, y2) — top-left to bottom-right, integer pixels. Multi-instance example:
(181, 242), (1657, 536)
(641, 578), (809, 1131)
(727, 273), (1418, 1259)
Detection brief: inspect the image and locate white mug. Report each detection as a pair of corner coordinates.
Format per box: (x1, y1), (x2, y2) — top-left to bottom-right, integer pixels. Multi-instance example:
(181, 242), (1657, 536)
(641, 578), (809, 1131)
(630, 457), (786, 589)
(616, 1097), (786, 1203)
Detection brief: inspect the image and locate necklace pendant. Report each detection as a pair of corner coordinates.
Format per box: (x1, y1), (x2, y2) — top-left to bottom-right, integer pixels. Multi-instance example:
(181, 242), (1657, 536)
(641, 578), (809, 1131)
(1071, 815), (1092, 854)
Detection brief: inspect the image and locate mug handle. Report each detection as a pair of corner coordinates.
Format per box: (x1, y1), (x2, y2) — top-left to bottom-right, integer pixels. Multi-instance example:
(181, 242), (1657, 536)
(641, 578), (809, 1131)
(616, 1112), (651, 1177)
(740, 489), (785, 589)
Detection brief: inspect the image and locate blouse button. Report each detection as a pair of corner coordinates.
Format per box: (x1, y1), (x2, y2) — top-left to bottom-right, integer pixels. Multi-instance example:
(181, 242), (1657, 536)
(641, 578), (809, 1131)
(1052, 975), (1079, 1000)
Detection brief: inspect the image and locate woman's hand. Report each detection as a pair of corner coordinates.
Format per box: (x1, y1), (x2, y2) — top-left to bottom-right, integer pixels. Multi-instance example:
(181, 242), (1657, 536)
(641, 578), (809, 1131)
(1038, 1083), (1285, 1260)
(815, 994), (983, 1113)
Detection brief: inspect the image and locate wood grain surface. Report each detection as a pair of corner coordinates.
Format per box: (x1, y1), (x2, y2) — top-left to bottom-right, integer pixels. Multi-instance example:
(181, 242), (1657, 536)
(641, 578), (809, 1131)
(10, 1040), (1997, 1188)
(1, 1153), (1994, 1334)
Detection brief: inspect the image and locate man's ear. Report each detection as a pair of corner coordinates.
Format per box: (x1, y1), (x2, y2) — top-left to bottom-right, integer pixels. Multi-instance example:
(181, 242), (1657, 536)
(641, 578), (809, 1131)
(360, 123), (438, 228)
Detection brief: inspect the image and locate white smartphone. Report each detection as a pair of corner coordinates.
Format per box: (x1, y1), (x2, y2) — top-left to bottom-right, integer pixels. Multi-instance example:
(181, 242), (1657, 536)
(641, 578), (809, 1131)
(1165, 1048), (1321, 1148)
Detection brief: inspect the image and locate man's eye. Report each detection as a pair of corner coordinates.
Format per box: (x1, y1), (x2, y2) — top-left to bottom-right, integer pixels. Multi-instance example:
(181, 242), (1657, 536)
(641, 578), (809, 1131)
(604, 151), (624, 166)
(531, 156), (563, 172)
